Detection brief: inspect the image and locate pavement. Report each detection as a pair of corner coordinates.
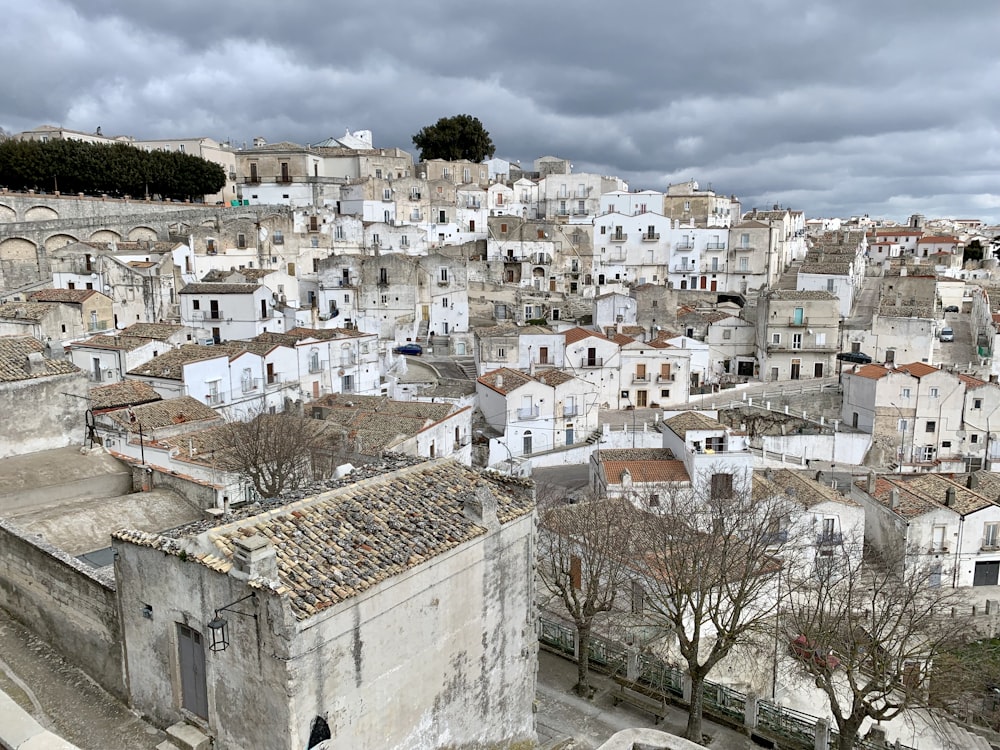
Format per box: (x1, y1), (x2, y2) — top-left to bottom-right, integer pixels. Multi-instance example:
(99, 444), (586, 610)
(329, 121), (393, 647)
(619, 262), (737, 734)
(0, 608), (167, 749)
(535, 648), (757, 750)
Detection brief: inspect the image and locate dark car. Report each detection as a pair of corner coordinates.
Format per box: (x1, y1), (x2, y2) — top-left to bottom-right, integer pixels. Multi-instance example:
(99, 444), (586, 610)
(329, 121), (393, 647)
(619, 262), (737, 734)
(944, 305), (960, 313)
(393, 343), (423, 356)
(837, 351), (872, 364)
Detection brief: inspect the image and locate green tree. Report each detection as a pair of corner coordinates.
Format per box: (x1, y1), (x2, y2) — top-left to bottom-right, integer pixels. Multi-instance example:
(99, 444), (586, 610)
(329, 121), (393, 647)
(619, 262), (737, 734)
(412, 114), (495, 162)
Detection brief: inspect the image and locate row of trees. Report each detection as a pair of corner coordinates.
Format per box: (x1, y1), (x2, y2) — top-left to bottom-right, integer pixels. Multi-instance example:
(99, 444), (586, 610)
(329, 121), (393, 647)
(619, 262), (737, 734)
(537, 482), (970, 748)
(0, 138), (226, 201)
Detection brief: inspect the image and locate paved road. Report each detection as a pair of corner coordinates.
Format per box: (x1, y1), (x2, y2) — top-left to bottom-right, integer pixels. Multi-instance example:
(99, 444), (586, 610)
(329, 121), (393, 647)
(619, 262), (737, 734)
(0, 610), (166, 749)
(844, 274), (882, 330)
(932, 310), (979, 370)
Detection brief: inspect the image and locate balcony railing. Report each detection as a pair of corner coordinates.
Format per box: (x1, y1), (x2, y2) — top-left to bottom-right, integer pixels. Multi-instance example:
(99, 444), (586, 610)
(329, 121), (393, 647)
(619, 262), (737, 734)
(701, 264), (724, 273)
(609, 233), (627, 243)
(556, 209), (570, 216)
(705, 242), (726, 250)
(675, 242), (695, 251)
(88, 321), (109, 332)
(633, 374), (650, 384)
(788, 317), (809, 327)
(265, 375), (283, 387)
(206, 392), (224, 406)
(671, 266), (694, 274)
(517, 406), (540, 420)
(981, 538), (1000, 552)
(642, 232), (660, 241)
(563, 406), (578, 417)
(241, 378), (260, 393)
(657, 373), (675, 383)
(817, 532), (843, 546)
(206, 310), (224, 320)
(581, 357), (604, 368)
(308, 360), (326, 374)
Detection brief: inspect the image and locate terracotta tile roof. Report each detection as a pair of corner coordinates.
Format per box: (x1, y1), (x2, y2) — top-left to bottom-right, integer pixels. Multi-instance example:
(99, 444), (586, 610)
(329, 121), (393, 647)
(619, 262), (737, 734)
(532, 369), (575, 387)
(104, 396), (221, 432)
(89, 380), (162, 411)
(0, 336), (80, 381)
(28, 288), (98, 304)
(0, 302), (54, 321)
(602, 325), (645, 338)
(611, 333), (635, 346)
(119, 323), (184, 340)
(852, 364), (891, 380)
(178, 283), (259, 295)
(71, 335), (153, 352)
(765, 290), (838, 301)
(312, 394), (459, 454)
(563, 326), (612, 345)
(127, 345), (224, 380)
(894, 362), (939, 378)
(761, 469), (859, 508)
(862, 474), (999, 518)
(663, 412), (726, 438)
(135, 460), (535, 619)
(477, 367), (533, 395)
(600, 449), (689, 485)
(917, 236), (958, 243)
(958, 373), (989, 389)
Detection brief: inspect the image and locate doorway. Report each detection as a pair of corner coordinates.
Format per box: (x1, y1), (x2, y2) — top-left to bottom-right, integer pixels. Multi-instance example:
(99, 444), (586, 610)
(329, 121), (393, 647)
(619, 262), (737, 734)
(814, 362), (824, 377)
(790, 360), (801, 380)
(177, 624), (208, 718)
(974, 561), (999, 586)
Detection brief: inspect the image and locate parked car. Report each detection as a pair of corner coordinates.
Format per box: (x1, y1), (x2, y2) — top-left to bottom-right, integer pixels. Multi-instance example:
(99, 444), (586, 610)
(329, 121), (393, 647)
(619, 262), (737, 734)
(944, 305), (960, 313)
(393, 343), (423, 356)
(790, 635), (840, 671)
(837, 351), (872, 364)
(939, 327), (954, 342)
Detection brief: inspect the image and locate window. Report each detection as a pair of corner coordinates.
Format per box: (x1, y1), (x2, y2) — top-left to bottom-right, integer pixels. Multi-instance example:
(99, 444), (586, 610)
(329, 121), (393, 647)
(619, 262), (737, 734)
(827, 279), (835, 292)
(930, 387), (939, 398)
(972, 433), (980, 444)
(771, 333), (781, 344)
(500, 223), (508, 233)
(792, 333), (802, 349)
(814, 333), (826, 345)
(660, 389), (670, 398)
(925, 421), (936, 433)
(375, 168), (382, 179)
(985, 523), (1000, 549)
(237, 233), (246, 248)
(901, 388), (911, 399)
(723, 329), (732, 339)
(710, 473), (733, 500)
(974, 398), (983, 409)
(739, 257), (748, 271)
(272, 230), (284, 245)
(192, 300), (201, 310)
(898, 418), (909, 432)
(932, 525), (947, 552)
(683, 201), (691, 211)
(383, 188), (391, 200)
(401, 235), (409, 247)
(442, 297), (448, 308)
(740, 233), (750, 248)
(496, 347), (506, 358)
(942, 441), (951, 448)
(440, 268), (448, 282)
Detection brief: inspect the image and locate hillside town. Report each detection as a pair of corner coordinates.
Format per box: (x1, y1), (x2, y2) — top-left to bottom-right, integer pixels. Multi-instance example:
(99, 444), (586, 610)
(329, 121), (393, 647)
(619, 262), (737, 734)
(5, 125), (1000, 750)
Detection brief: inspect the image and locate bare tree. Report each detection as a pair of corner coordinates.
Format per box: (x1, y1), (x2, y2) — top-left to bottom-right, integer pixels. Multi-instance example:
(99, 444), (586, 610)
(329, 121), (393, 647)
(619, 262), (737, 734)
(220, 411), (346, 499)
(781, 544), (969, 750)
(634, 477), (795, 743)
(536, 490), (639, 696)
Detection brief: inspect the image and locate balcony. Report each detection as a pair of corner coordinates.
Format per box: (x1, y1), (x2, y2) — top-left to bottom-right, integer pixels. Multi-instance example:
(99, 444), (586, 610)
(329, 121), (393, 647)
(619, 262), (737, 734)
(517, 406), (540, 420)
(241, 378), (260, 393)
(675, 242), (695, 251)
(642, 232), (660, 242)
(609, 233), (627, 243)
(788, 317), (809, 327)
(563, 406), (578, 417)
(410, 192), (422, 200)
(671, 266), (694, 274)
(308, 359), (326, 374)
(982, 538), (1000, 552)
(633, 374), (650, 384)
(657, 373), (675, 383)
(580, 357), (604, 368)
(705, 242), (727, 250)
(733, 244), (756, 252)
(573, 209), (588, 215)
(701, 264), (725, 274)
(265, 375), (283, 388)
(437, 278), (451, 286)
(817, 532), (843, 546)
(206, 310), (224, 321)
(88, 320), (110, 332)
(205, 392), (225, 406)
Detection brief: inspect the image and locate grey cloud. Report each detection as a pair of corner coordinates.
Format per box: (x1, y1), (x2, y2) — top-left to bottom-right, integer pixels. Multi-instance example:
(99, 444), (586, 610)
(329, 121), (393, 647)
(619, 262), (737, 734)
(3, 0), (1000, 221)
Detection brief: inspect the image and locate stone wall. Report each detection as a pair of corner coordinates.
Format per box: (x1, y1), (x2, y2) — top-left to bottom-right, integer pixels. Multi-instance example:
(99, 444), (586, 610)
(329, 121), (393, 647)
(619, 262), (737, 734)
(0, 519), (124, 699)
(0, 370), (88, 458)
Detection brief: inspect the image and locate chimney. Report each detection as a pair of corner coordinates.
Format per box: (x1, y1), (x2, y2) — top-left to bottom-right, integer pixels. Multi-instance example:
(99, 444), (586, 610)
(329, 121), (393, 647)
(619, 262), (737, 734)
(866, 471), (876, 494)
(529, 359), (536, 377)
(495, 373), (503, 389)
(969, 473), (980, 489)
(945, 488), (957, 508)
(25, 352), (46, 376)
(230, 534), (278, 581)
(464, 484), (499, 531)
(889, 488), (900, 510)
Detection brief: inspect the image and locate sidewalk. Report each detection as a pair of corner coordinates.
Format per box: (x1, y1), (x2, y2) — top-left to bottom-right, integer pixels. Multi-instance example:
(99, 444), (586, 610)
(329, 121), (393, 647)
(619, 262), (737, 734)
(535, 648), (756, 750)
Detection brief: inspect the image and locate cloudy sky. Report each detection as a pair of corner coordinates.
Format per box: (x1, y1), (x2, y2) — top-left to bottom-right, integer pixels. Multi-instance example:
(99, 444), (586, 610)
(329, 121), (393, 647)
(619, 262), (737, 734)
(4, 0), (1000, 223)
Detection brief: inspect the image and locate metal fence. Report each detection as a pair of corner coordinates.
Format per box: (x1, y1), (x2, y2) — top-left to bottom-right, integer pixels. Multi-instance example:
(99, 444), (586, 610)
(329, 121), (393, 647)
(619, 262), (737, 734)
(537, 615), (920, 750)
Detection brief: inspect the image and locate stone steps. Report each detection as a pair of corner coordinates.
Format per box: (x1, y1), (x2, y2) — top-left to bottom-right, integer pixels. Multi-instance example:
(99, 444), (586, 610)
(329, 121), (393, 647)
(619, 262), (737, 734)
(165, 722), (211, 750)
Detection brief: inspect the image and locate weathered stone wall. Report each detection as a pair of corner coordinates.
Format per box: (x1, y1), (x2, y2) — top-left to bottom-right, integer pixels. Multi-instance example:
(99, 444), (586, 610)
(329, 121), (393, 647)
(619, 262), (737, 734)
(0, 519), (124, 699)
(0, 370), (88, 458)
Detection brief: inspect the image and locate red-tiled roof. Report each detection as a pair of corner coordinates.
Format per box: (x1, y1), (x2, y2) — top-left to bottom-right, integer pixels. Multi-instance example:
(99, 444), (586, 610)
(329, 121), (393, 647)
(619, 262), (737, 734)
(852, 364), (891, 380)
(563, 327), (611, 345)
(894, 362), (939, 378)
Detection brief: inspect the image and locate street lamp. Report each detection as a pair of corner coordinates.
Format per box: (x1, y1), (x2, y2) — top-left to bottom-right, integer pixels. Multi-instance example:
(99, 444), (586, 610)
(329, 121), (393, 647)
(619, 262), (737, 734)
(889, 401), (908, 468)
(476, 429), (514, 475)
(126, 406), (145, 465)
(623, 392), (636, 449)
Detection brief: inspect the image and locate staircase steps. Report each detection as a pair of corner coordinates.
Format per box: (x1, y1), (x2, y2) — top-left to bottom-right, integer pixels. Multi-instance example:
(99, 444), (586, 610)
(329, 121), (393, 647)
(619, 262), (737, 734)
(165, 722), (211, 750)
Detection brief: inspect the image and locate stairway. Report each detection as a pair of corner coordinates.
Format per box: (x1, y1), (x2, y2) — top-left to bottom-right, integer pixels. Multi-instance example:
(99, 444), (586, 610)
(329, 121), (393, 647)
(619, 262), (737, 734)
(417, 318), (429, 342)
(455, 358), (478, 381)
(561, 294), (593, 321)
(158, 722), (211, 750)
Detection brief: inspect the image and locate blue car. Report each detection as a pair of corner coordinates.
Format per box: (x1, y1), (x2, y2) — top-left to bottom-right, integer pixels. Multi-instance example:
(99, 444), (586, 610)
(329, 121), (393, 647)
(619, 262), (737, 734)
(393, 343), (423, 356)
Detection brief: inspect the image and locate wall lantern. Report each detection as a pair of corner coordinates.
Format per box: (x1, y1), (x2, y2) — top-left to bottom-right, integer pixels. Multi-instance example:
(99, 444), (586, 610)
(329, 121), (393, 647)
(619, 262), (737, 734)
(207, 592), (257, 652)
